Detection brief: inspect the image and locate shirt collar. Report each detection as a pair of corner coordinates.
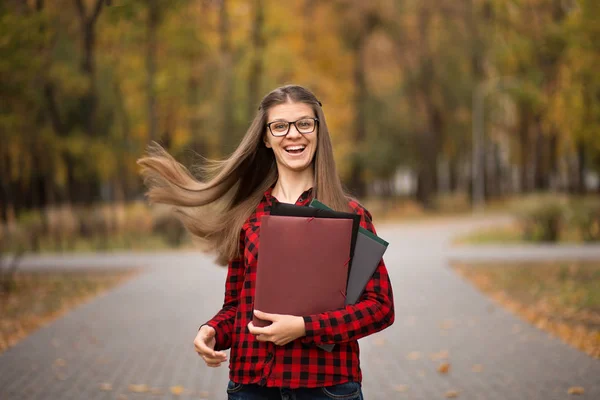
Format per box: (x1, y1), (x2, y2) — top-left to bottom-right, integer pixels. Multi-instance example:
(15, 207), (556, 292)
(264, 185), (314, 207)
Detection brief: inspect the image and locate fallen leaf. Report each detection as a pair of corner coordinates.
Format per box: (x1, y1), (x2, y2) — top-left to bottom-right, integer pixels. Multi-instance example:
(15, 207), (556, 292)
(54, 372), (67, 381)
(406, 351), (421, 360)
(440, 320), (454, 330)
(393, 384), (408, 392)
(445, 390), (460, 398)
(437, 362), (451, 374)
(150, 387), (163, 395)
(471, 364), (484, 372)
(568, 387), (584, 395)
(170, 386), (185, 396)
(128, 384), (149, 393)
(430, 350), (449, 361)
(99, 383), (113, 391)
(53, 358), (67, 367)
(198, 391), (210, 398)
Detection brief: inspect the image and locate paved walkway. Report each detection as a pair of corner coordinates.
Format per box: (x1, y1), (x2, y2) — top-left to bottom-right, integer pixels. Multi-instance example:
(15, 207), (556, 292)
(1, 216), (598, 399)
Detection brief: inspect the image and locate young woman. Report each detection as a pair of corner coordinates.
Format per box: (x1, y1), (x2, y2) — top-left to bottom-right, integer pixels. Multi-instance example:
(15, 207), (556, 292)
(138, 85), (394, 400)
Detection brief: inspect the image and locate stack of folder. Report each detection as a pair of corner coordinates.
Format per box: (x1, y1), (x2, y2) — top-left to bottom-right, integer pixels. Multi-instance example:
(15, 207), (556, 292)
(253, 200), (389, 351)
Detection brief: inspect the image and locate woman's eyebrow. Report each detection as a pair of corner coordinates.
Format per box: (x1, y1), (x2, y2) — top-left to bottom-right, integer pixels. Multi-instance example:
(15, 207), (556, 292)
(270, 115), (313, 122)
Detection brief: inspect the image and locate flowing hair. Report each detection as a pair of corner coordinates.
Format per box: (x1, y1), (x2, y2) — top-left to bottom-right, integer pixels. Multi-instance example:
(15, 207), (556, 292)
(137, 85), (351, 265)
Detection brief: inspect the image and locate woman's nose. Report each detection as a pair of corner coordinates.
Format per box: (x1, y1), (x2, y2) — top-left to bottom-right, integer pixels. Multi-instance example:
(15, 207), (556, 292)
(286, 124), (302, 138)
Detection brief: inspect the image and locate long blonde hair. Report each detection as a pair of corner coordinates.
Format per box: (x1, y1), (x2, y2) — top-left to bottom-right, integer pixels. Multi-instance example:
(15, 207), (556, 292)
(137, 85), (350, 265)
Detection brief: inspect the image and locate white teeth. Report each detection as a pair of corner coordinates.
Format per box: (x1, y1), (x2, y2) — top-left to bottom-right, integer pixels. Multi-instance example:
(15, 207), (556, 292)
(285, 145), (306, 151)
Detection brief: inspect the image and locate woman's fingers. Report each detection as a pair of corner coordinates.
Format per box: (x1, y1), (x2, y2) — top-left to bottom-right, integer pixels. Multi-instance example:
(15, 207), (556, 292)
(254, 333), (271, 342)
(247, 322), (272, 337)
(206, 362), (222, 368)
(195, 342), (227, 364)
(199, 349), (227, 361)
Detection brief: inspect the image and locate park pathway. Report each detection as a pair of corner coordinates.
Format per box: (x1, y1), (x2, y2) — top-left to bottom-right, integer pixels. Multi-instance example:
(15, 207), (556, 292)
(0, 215), (598, 399)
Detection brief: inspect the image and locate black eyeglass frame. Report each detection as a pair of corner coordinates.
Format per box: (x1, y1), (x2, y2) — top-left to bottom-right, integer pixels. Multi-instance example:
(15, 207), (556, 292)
(266, 118), (319, 137)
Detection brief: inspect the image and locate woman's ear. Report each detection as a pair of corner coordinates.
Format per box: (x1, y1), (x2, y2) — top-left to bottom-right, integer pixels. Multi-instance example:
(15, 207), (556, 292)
(263, 134), (272, 148)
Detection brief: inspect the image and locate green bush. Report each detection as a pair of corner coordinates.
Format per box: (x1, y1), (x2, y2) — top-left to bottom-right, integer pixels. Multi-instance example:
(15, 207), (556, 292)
(513, 195), (567, 242)
(568, 198), (600, 242)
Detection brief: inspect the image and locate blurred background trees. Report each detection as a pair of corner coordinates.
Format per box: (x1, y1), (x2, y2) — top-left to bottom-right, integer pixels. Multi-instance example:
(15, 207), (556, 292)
(1, 0), (599, 224)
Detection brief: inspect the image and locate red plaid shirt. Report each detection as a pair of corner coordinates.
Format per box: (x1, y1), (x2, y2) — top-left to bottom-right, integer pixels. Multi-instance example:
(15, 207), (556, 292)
(204, 186), (395, 388)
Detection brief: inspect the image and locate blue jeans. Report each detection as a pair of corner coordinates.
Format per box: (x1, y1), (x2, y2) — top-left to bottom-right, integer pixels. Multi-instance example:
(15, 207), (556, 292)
(226, 380), (364, 400)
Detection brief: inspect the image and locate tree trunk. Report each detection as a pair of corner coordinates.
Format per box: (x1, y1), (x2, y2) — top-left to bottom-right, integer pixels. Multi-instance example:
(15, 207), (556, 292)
(74, 0), (104, 137)
(348, 36), (367, 198)
(146, 0), (159, 142)
(0, 153), (12, 224)
(188, 54), (206, 163)
(413, 5), (440, 208)
(576, 140), (587, 194)
(303, 0), (317, 87)
(248, 0), (265, 120)
(415, 130), (437, 208)
(518, 108), (531, 193)
(219, 0), (235, 156)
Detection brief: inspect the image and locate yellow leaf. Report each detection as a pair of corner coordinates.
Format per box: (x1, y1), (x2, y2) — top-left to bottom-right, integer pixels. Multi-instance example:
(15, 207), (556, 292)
(445, 390), (460, 398)
(406, 351), (421, 360)
(170, 386), (185, 396)
(568, 387), (584, 395)
(437, 362), (451, 374)
(198, 391), (211, 398)
(430, 350), (449, 360)
(440, 320), (454, 330)
(128, 384), (149, 393)
(393, 384), (408, 392)
(472, 364), (484, 372)
(99, 383), (113, 391)
(53, 358), (67, 367)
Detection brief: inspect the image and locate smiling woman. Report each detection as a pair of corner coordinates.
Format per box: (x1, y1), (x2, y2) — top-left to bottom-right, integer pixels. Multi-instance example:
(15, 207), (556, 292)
(137, 85), (395, 399)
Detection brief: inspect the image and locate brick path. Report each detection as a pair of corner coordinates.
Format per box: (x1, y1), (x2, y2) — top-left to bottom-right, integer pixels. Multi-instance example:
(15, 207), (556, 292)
(1, 216), (598, 399)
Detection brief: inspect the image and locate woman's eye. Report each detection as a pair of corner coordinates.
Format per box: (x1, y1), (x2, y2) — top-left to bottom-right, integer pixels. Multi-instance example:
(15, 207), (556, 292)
(273, 123), (287, 130)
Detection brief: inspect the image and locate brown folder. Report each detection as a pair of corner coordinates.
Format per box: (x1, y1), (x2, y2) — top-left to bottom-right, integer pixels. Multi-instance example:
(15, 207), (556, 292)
(253, 215), (353, 328)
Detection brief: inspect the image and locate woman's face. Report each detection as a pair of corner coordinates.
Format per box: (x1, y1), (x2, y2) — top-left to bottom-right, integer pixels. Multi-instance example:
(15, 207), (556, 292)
(264, 102), (318, 175)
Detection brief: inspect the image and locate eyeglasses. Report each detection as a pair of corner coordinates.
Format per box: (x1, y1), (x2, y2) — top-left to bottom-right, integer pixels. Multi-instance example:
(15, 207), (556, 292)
(266, 118), (319, 137)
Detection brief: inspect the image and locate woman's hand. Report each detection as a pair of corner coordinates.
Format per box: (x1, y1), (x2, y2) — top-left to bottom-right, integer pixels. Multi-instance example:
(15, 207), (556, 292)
(247, 310), (306, 346)
(194, 325), (228, 367)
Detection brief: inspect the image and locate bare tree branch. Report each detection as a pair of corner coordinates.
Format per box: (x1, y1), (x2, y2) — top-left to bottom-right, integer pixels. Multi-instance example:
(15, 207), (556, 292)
(74, 0), (86, 21)
(91, 0), (105, 23)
